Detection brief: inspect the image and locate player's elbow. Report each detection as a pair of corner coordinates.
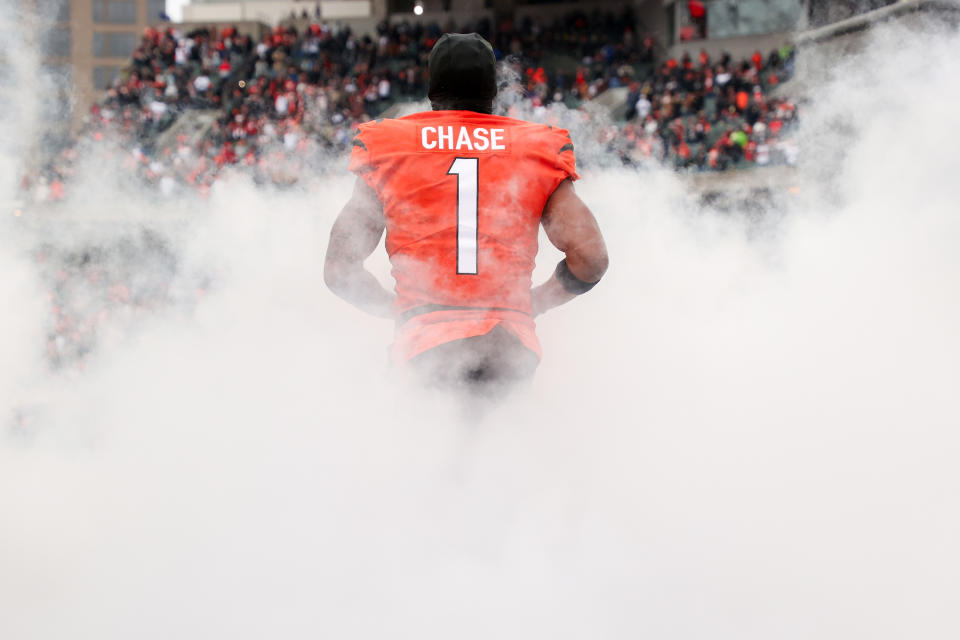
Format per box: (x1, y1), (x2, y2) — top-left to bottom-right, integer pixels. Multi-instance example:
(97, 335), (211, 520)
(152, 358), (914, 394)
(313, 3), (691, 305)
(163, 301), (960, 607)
(570, 241), (609, 284)
(583, 254), (608, 285)
(323, 257), (350, 296)
(589, 243), (609, 280)
(592, 250), (609, 283)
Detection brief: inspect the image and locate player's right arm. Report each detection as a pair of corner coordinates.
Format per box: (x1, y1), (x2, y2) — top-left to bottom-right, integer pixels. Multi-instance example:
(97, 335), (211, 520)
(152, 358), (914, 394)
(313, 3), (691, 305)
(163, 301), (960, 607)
(324, 178), (395, 319)
(532, 179), (609, 316)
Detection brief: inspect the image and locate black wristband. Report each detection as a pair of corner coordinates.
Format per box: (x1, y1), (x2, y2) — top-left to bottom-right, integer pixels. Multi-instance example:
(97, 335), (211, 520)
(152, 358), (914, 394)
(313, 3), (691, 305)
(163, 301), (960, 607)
(554, 259), (599, 295)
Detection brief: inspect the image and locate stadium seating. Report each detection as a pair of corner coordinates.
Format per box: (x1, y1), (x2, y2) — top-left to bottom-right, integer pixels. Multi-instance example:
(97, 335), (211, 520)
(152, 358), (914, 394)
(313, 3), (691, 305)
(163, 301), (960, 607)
(30, 11), (799, 202)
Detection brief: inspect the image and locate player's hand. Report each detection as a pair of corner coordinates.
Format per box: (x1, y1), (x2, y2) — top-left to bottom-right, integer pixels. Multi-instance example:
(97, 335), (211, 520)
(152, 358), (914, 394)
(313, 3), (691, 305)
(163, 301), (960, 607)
(531, 276), (577, 317)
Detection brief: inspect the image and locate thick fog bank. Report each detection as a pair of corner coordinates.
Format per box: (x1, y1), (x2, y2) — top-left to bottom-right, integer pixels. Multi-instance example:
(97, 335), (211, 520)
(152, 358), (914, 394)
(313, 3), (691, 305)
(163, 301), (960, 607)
(1, 18), (959, 640)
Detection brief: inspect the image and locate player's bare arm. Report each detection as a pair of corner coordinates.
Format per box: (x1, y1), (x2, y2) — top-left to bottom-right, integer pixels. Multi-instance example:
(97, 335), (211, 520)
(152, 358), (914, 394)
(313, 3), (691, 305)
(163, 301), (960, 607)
(324, 178), (396, 318)
(532, 179), (609, 316)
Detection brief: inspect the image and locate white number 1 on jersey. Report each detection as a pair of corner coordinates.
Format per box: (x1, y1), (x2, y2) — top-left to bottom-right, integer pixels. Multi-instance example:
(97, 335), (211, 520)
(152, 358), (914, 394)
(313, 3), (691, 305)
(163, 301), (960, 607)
(448, 157), (478, 274)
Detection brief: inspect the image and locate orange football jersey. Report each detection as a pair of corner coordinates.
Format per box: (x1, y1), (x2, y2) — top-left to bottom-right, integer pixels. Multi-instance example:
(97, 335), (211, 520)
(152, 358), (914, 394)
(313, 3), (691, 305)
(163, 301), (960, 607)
(349, 110), (578, 362)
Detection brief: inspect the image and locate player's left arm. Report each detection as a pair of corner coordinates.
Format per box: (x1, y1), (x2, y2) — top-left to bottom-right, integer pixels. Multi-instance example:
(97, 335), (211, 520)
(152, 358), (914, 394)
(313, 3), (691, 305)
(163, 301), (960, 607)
(531, 179), (608, 316)
(324, 178), (395, 319)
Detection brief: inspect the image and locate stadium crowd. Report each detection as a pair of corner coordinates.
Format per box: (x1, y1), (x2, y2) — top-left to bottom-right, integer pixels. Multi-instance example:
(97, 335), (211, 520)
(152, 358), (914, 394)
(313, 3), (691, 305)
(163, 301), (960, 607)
(617, 45), (798, 170)
(22, 10), (801, 371)
(28, 9), (798, 203)
(34, 232), (200, 371)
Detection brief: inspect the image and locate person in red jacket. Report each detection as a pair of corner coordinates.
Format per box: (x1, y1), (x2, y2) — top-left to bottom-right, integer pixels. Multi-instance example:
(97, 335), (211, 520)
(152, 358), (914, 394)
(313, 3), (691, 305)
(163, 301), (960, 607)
(688, 1), (707, 38)
(325, 33), (608, 396)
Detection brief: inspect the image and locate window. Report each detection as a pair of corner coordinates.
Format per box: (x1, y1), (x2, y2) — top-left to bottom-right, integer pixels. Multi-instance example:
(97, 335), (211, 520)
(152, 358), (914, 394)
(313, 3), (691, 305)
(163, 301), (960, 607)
(44, 63), (73, 89)
(93, 0), (137, 24)
(41, 77), (72, 120)
(94, 32), (138, 57)
(710, 0), (802, 39)
(147, 0), (167, 22)
(113, 32), (137, 57)
(45, 27), (72, 57)
(93, 65), (121, 89)
(47, 0), (71, 22)
(110, 1), (137, 23)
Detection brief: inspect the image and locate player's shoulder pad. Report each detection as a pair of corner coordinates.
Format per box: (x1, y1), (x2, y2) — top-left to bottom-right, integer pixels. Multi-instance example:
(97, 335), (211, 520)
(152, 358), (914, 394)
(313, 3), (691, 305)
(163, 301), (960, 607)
(349, 120), (384, 175)
(353, 117), (381, 135)
(535, 124), (577, 179)
(354, 117), (410, 145)
(524, 121), (576, 156)
(557, 131), (575, 156)
(351, 126), (369, 151)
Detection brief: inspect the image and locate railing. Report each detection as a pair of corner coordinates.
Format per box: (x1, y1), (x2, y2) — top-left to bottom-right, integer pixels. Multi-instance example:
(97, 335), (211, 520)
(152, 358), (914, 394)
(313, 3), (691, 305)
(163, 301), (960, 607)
(796, 0), (960, 44)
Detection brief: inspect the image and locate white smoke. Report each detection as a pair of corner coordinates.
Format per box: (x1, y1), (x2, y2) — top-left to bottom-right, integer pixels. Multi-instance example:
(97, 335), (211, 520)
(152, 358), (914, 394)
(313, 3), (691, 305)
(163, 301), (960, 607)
(2, 15), (960, 640)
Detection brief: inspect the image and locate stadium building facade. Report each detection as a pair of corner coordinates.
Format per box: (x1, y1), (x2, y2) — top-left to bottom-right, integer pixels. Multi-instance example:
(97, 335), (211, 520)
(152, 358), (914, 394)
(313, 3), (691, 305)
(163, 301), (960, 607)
(3, 0), (170, 133)
(177, 1), (918, 59)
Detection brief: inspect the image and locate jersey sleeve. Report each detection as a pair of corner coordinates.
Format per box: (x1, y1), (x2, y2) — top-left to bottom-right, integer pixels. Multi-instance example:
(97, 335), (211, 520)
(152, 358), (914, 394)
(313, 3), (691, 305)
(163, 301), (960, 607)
(526, 125), (580, 201)
(553, 127), (580, 181)
(348, 122), (377, 185)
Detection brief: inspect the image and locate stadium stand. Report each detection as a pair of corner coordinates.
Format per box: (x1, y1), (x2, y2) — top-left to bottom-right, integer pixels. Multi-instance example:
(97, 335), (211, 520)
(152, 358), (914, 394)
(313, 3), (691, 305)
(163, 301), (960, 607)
(25, 10), (799, 202)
